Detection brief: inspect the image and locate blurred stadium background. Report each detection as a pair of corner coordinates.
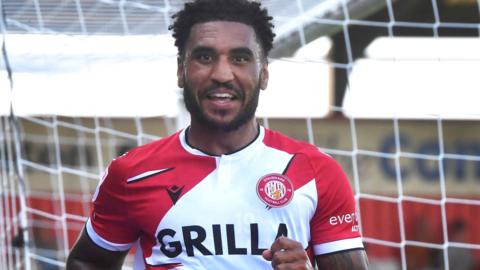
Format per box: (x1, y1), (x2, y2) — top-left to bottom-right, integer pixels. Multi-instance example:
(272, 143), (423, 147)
(1, 0), (479, 269)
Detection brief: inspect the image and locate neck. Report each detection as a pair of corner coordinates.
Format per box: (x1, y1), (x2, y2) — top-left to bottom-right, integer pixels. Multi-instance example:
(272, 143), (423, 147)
(186, 120), (259, 156)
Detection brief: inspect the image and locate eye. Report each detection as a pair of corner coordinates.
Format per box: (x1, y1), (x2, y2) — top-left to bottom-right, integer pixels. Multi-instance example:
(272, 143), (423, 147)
(195, 53), (214, 64)
(232, 55), (250, 64)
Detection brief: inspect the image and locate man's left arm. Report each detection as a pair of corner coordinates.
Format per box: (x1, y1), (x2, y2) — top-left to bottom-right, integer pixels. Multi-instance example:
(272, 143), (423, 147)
(262, 237), (368, 270)
(316, 249), (369, 270)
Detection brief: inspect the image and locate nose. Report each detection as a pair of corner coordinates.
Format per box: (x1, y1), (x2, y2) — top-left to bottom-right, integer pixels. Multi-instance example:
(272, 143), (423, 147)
(210, 56), (234, 83)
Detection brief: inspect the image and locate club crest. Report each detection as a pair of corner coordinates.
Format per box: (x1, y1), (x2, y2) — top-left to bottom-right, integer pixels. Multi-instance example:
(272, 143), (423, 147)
(256, 173), (294, 208)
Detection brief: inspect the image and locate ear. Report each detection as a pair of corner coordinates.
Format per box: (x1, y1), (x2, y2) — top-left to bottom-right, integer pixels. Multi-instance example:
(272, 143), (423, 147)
(259, 62), (269, 90)
(177, 57), (185, 88)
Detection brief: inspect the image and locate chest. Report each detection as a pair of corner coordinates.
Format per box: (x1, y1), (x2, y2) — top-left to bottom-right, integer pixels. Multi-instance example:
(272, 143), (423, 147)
(127, 153), (318, 252)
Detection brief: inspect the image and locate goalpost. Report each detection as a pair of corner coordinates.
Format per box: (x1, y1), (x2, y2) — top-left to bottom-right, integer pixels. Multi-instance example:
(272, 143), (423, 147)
(1, 0), (480, 269)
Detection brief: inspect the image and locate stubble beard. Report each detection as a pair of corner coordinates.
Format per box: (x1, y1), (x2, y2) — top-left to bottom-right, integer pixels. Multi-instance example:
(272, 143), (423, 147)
(183, 83), (260, 132)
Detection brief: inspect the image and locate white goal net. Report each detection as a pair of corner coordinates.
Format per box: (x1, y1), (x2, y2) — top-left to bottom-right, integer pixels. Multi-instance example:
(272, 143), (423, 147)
(1, 0), (480, 269)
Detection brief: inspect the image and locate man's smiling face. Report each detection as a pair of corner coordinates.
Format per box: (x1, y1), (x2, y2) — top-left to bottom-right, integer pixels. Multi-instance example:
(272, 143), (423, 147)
(177, 21), (268, 131)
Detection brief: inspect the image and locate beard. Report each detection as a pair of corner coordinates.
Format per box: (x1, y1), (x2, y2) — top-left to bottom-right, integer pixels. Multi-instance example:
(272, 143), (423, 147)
(183, 82), (260, 132)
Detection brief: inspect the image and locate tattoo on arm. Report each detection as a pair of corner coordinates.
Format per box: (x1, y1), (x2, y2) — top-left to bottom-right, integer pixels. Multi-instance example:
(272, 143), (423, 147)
(316, 249), (369, 270)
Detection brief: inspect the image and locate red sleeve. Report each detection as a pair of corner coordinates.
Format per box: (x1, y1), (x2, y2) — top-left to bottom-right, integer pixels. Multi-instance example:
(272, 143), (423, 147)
(89, 157), (139, 246)
(309, 154), (362, 248)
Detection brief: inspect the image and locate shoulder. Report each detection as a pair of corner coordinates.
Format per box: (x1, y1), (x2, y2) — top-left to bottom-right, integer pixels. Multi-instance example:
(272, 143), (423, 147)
(116, 130), (181, 163)
(263, 128), (317, 154)
(262, 128), (339, 170)
(105, 130), (183, 180)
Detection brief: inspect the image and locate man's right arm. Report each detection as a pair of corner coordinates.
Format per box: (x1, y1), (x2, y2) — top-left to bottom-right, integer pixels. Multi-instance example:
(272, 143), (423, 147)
(66, 227), (129, 270)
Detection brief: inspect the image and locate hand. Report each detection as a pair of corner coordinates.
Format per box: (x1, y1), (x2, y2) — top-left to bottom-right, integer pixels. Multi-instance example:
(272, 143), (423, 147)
(262, 236), (314, 270)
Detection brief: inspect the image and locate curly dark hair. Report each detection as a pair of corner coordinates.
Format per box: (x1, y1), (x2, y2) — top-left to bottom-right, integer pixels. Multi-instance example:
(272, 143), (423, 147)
(169, 0), (275, 58)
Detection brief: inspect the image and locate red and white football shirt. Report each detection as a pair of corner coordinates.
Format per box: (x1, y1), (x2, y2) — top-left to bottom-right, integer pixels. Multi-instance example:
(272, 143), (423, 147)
(87, 126), (363, 269)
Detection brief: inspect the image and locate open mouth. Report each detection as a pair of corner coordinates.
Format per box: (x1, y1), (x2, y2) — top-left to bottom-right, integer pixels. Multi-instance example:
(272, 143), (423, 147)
(207, 92), (237, 101)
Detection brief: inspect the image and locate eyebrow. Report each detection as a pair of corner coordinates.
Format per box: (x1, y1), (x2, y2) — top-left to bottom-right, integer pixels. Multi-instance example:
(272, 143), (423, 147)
(230, 47), (254, 56)
(190, 46), (215, 55)
(190, 46), (255, 57)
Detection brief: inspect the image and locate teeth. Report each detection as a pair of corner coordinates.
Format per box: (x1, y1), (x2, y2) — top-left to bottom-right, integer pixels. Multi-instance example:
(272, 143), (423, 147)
(210, 93), (233, 99)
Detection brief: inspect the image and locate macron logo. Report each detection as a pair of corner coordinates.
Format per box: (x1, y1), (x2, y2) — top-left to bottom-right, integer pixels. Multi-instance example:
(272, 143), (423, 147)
(126, 168), (174, 184)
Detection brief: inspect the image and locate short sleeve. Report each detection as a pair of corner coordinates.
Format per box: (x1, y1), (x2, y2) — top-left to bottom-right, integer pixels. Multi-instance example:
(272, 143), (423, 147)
(309, 154), (364, 255)
(87, 158), (139, 251)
